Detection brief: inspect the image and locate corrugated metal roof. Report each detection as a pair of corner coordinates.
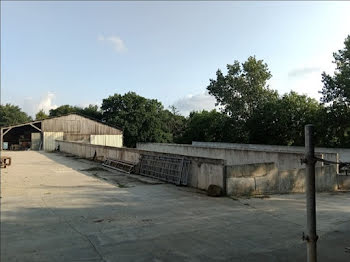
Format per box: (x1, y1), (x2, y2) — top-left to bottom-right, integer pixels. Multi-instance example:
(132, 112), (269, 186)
(0, 113), (123, 131)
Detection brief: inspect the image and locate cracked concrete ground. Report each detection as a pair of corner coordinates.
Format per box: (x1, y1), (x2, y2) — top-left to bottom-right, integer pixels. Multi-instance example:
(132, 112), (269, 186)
(1, 151), (350, 262)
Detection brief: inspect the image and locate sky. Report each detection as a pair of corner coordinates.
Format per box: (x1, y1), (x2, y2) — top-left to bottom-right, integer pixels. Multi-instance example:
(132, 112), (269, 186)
(1, 1), (350, 117)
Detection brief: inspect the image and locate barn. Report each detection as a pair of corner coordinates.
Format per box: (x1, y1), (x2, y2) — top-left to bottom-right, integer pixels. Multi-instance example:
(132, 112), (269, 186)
(0, 113), (123, 151)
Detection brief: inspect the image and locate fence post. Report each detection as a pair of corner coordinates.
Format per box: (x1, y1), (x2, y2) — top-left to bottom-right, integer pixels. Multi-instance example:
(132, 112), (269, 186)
(305, 124), (318, 262)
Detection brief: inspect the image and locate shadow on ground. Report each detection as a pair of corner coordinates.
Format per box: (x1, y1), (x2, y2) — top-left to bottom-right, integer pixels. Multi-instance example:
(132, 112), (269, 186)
(1, 151), (350, 261)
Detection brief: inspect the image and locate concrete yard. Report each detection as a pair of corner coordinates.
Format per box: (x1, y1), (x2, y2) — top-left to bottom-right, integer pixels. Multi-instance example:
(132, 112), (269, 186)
(1, 152), (350, 262)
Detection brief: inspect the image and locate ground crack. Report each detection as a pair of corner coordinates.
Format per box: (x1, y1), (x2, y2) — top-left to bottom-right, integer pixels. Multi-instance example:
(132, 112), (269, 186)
(41, 196), (107, 262)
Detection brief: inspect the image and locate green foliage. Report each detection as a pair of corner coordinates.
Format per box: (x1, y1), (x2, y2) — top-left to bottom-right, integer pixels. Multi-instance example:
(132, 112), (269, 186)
(101, 92), (173, 147)
(248, 92), (321, 146)
(49, 104), (102, 120)
(316, 103), (350, 147)
(179, 110), (234, 144)
(35, 109), (49, 120)
(320, 35), (350, 147)
(321, 35), (350, 105)
(164, 106), (186, 143)
(49, 105), (78, 117)
(207, 56), (278, 121)
(79, 105), (103, 120)
(0, 104), (32, 127)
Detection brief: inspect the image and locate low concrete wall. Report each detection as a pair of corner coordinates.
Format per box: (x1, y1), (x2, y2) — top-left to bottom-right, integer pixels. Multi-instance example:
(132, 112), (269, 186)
(192, 141), (349, 162)
(338, 175), (350, 190)
(56, 141), (340, 195)
(136, 143), (337, 171)
(226, 162), (338, 195)
(56, 140), (225, 191)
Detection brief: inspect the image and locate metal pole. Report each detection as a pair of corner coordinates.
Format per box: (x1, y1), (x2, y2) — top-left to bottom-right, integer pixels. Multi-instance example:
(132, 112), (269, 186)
(305, 124), (318, 262)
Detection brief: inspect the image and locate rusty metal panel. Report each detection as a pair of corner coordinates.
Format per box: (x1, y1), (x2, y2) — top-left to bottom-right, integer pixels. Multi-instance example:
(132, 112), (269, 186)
(138, 154), (190, 185)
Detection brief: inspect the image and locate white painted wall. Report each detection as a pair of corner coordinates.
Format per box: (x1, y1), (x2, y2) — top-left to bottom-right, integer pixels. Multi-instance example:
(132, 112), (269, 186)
(43, 132), (64, 151)
(90, 134), (123, 147)
(31, 133), (41, 150)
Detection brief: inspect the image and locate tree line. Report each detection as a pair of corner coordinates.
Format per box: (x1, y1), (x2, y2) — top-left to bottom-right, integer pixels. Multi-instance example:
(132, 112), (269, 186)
(1, 35), (349, 148)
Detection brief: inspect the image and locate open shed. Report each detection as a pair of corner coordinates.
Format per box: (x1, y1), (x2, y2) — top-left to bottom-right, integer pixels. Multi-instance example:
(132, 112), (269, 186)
(0, 113), (123, 151)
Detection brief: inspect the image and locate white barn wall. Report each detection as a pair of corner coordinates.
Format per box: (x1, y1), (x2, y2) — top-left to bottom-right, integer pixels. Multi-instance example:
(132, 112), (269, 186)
(43, 132), (64, 151)
(42, 114), (122, 135)
(90, 135), (123, 147)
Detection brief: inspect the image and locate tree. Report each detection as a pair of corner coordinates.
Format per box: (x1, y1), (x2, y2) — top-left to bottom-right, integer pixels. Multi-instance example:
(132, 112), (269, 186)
(248, 92), (322, 146)
(207, 56), (278, 121)
(35, 109), (48, 120)
(101, 92), (173, 147)
(320, 35), (350, 147)
(49, 104), (103, 120)
(165, 106), (186, 143)
(79, 104), (103, 120)
(321, 35), (350, 105)
(179, 110), (234, 144)
(207, 56), (278, 142)
(0, 104), (32, 127)
(49, 105), (78, 117)
(316, 103), (350, 147)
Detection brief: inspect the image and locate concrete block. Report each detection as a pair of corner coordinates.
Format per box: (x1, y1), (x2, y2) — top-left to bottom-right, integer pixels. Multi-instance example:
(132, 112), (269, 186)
(227, 177), (255, 195)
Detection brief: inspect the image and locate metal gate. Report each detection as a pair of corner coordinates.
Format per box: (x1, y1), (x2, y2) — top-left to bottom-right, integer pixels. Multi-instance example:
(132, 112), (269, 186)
(138, 154), (190, 185)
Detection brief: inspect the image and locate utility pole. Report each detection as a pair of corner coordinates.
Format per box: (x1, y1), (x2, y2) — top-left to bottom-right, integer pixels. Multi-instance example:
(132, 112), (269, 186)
(304, 124), (318, 262)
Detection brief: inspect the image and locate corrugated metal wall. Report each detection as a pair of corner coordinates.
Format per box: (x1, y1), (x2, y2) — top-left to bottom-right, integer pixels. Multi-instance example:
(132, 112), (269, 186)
(42, 114), (122, 135)
(63, 133), (90, 143)
(90, 135), (123, 147)
(43, 132), (64, 151)
(31, 133), (41, 150)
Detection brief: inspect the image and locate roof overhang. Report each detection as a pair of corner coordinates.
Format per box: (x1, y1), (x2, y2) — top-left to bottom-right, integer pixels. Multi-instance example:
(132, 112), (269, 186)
(1, 120), (42, 132)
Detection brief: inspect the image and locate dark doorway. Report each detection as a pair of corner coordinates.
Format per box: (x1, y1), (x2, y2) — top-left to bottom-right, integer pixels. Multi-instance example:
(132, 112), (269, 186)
(2, 123), (42, 150)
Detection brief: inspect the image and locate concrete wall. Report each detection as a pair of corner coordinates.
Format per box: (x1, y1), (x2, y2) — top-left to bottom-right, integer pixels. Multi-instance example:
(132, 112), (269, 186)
(226, 162), (338, 195)
(56, 140), (225, 191)
(136, 143), (338, 171)
(192, 141), (350, 162)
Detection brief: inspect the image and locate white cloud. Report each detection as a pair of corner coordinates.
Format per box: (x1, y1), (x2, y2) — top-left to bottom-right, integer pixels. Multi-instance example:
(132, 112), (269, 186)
(288, 67), (321, 78)
(22, 92), (58, 117)
(98, 35), (127, 53)
(270, 52), (337, 101)
(172, 92), (218, 116)
(37, 92), (58, 113)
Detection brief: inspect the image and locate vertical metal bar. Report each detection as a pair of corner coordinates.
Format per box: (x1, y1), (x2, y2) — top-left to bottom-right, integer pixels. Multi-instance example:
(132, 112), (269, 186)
(305, 124), (318, 262)
(0, 128), (3, 151)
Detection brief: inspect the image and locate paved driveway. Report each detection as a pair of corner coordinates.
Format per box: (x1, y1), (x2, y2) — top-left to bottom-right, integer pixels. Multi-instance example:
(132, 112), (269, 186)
(1, 151), (349, 261)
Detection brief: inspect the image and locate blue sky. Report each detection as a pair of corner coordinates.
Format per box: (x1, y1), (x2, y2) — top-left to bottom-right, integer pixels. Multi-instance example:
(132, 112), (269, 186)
(1, 1), (350, 116)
